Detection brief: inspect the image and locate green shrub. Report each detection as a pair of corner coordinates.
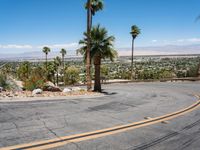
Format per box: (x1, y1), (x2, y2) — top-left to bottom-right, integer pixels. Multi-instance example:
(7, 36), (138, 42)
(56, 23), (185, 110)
(160, 70), (174, 79)
(24, 77), (45, 91)
(17, 61), (31, 81)
(23, 67), (46, 91)
(64, 66), (80, 85)
(0, 74), (9, 89)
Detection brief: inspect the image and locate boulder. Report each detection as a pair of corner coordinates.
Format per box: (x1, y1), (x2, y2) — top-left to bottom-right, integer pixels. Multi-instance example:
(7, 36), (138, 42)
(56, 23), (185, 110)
(45, 81), (55, 87)
(43, 82), (61, 92)
(0, 87), (3, 92)
(62, 88), (72, 93)
(32, 89), (43, 95)
(43, 86), (62, 92)
(71, 87), (82, 92)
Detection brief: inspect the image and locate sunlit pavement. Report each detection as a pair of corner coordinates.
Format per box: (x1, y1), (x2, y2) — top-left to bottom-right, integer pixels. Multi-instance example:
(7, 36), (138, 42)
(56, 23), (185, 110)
(0, 82), (200, 150)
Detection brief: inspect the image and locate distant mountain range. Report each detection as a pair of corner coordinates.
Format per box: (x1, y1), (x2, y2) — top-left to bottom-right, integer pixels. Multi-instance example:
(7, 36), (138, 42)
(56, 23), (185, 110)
(0, 50), (78, 61)
(118, 44), (200, 56)
(0, 44), (200, 60)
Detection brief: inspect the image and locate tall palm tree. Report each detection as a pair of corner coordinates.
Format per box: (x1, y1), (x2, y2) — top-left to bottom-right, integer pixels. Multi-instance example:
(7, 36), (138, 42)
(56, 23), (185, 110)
(42, 47), (51, 72)
(78, 25), (117, 92)
(60, 48), (67, 82)
(53, 56), (61, 86)
(198, 60), (200, 77)
(85, 0), (104, 91)
(60, 49), (66, 69)
(130, 25), (141, 80)
(85, 0), (104, 27)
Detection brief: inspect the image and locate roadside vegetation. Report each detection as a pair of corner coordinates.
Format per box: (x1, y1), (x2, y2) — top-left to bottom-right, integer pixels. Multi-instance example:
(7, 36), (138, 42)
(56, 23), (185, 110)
(0, 0), (199, 94)
(0, 56), (199, 91)
(0, 74), (9, 90)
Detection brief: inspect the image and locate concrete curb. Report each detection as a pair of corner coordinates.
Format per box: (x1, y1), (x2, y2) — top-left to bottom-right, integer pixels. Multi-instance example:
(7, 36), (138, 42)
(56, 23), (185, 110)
(0, 93), (105, 103)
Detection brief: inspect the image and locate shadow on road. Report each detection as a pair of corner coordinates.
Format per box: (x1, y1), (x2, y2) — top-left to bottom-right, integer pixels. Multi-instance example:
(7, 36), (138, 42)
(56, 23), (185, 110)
(101, 90), (118, 95)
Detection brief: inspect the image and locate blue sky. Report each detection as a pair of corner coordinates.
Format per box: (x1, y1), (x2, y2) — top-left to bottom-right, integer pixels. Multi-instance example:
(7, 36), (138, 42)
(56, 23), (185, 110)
(0, 0), (200, 54)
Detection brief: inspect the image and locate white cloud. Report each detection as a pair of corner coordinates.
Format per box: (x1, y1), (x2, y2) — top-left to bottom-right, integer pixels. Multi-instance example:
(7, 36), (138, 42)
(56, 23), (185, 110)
(177, 38), (200, 43)
(187, 38), (200, 42)
(151, 40), (158, 43)
(38, 42), (79, 49)
(0, 44), (33, 49)
(177, 39), (185, 42)
(0, 42), (79, 52)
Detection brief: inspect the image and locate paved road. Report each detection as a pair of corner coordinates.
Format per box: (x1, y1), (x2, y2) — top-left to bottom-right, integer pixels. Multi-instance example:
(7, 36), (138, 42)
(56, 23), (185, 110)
(0, 82), (200, 150)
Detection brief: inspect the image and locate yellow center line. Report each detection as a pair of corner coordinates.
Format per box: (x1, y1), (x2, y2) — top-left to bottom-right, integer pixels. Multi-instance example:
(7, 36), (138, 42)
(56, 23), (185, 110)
(0, 95), (200, 150)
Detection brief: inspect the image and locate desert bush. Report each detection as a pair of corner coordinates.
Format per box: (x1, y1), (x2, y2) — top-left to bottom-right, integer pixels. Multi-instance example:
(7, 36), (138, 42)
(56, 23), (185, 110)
(0, 74), (9, 89)
(64, 66), (80, 85)
(23, 66), (46, 91)
(24, 77), (45, 91)
(17, 61), (31, 81)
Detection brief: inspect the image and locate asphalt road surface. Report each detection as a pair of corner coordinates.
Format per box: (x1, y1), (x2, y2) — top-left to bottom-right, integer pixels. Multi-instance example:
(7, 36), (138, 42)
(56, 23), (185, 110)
(0, 82), (200, 150)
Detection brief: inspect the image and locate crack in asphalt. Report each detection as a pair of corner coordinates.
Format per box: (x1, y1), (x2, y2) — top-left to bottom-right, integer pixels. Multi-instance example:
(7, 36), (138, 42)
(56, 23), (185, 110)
(63, 115), (69, 127)
(35, 113), (62, 140)
(12, 122), (19, 130)
(71, 142), (82, 150)
(174, 130), (200, 150)
(127, 119), (200, 150)
(41, 120), (61, 139)
(0, 106), (27, 139)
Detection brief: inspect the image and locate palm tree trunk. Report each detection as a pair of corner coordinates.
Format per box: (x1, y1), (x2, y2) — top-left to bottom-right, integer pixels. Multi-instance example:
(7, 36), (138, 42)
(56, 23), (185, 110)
(46, 54), (48, 70)
(45, 54), (48, 80)
(198, 59), (200, 77)
(90, 14), (93, 28)
(62, 55), (65, 84)
(56, 69), (59, 86)
(131, 38), (134, 80)
(53, 74), (56, 85)
(86, 0), (92, 91)
(94, 56), (101, 92)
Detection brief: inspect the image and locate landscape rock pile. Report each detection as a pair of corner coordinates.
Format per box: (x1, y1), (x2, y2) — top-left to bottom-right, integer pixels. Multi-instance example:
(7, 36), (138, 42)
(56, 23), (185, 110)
(0, 87), (97, 100)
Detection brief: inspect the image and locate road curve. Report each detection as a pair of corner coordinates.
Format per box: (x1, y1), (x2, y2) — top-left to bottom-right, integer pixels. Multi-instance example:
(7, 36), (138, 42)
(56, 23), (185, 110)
(0, 82), (200, 150)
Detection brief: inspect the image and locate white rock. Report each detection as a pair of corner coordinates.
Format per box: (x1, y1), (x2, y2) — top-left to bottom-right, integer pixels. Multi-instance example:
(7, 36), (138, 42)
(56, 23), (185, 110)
(71, 87), (82, 92)
(45, 81), (55, 87)
(32, 89), (43, 95)
(63, 88), (72, 93)
(0, 87), (3, 92)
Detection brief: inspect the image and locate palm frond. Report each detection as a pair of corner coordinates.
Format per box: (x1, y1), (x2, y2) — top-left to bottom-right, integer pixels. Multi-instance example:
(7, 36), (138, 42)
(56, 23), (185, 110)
(130, 25), (141, 39)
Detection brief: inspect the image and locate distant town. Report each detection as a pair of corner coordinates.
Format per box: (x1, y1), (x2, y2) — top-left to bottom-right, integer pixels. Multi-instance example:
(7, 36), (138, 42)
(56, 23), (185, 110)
(1, 54), (199, 88)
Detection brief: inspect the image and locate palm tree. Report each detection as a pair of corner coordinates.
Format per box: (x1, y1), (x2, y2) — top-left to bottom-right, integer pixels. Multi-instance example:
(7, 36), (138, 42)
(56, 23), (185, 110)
(198, 60), (200, 77)
(60, 48), (67, 83)
(42, 47), (51, 72)
(78, 25), (117, 92)
(53, 56), (62, 86)
(85, 0), (104, 27)
(85, 0), (104, 91)
(130, 25), (141, 80)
